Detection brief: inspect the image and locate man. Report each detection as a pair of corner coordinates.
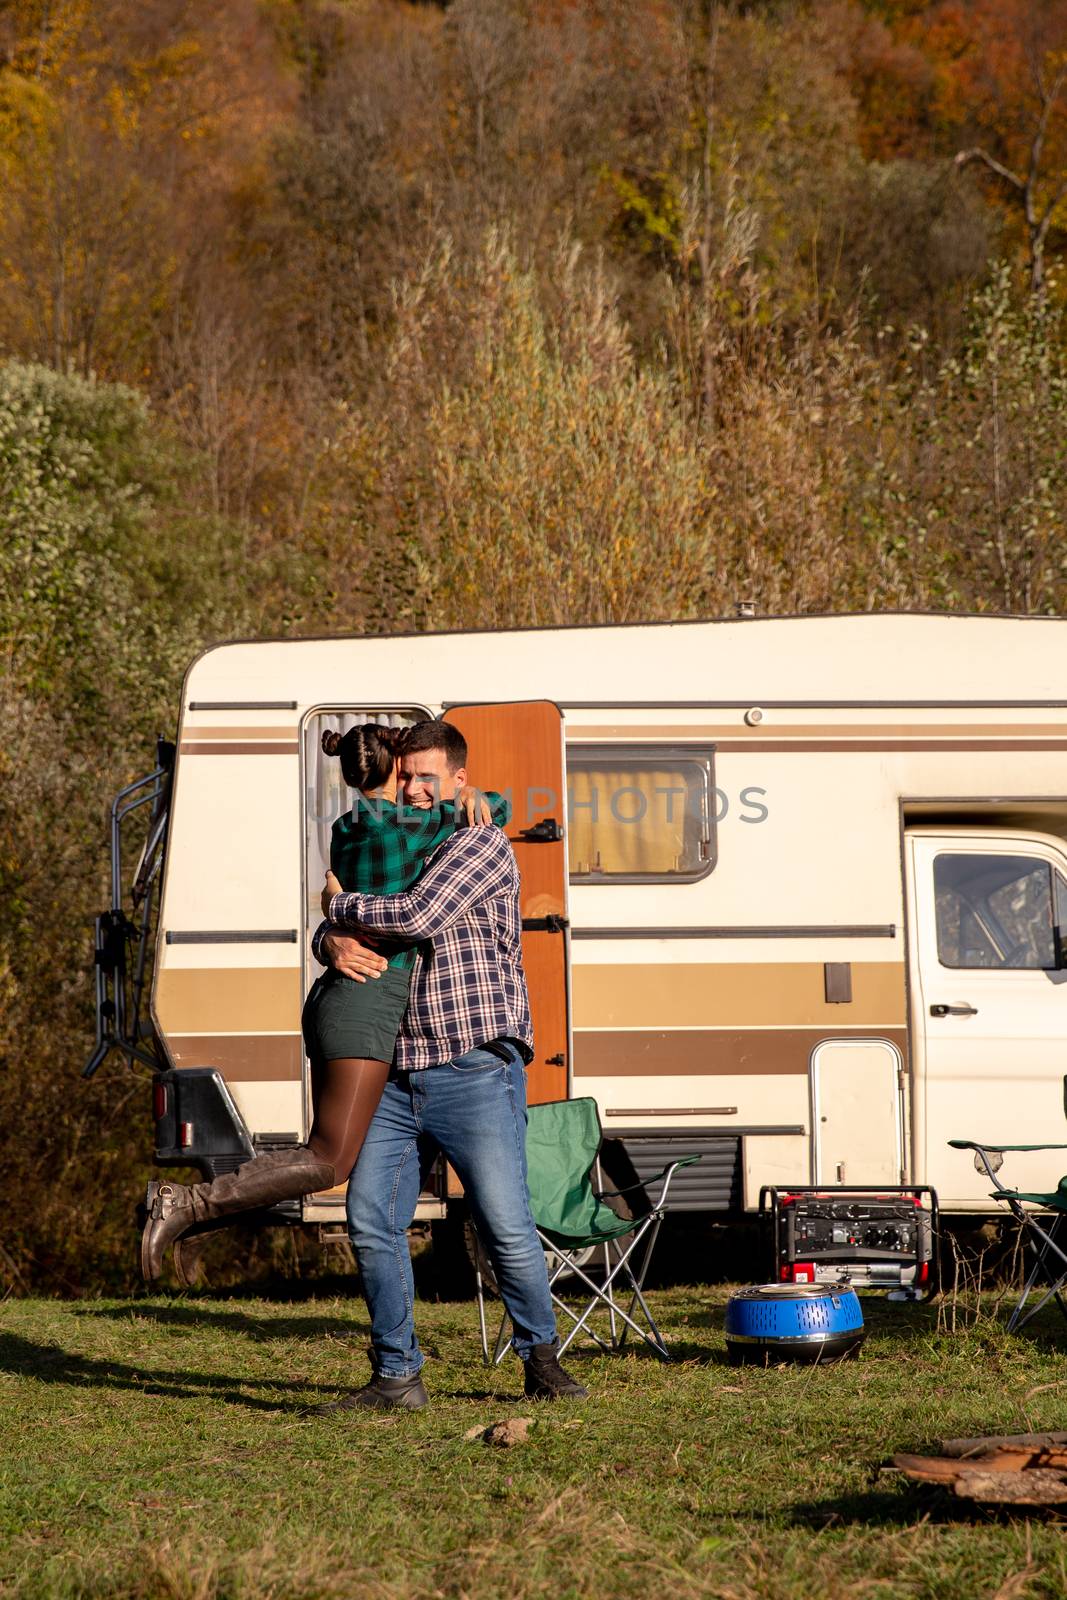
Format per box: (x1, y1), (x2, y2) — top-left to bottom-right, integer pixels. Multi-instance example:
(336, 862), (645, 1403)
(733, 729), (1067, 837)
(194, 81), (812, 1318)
(311, 719), (587, 1412)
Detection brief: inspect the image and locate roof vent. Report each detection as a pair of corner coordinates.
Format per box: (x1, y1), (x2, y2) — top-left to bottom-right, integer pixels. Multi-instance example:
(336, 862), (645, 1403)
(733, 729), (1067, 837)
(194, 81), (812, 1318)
(735, 601), (756, 619)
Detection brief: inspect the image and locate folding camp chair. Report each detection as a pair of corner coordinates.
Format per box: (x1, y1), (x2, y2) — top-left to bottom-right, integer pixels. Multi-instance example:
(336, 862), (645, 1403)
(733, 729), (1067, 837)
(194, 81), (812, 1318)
(949, 1138), (1067, 1332)
(474, 1097), (700, 1363)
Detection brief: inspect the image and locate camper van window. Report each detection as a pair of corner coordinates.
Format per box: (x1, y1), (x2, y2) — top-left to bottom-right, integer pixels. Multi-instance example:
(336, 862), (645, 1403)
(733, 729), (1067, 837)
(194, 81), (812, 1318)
(566, 745), (714, 883)
(933, 852), (1057, 970)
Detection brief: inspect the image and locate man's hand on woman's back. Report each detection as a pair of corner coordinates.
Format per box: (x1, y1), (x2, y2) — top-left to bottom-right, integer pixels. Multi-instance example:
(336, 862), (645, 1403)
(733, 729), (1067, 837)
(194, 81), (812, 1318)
(322, 931), (389, 983)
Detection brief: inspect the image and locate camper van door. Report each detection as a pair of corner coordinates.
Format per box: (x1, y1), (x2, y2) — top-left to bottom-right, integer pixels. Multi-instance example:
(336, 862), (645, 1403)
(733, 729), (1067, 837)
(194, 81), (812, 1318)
(444, 701), (569, 1107)
(907, 830), (1067, 1208)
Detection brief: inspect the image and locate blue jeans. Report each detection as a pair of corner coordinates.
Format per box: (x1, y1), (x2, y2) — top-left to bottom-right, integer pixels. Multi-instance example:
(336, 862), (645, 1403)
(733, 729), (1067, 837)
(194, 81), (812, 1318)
(345, 1039), (557, 1377)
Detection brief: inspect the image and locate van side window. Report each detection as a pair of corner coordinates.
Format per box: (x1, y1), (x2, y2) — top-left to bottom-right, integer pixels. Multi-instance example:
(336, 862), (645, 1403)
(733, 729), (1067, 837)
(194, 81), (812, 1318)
(933, 853), (1056, 969)
(566, 745), (715, 883)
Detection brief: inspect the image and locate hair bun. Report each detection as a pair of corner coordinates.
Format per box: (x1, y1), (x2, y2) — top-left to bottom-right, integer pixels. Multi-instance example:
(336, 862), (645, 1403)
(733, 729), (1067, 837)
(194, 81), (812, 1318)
(321, 730), (343, 757)
(376, 725), (405, 753)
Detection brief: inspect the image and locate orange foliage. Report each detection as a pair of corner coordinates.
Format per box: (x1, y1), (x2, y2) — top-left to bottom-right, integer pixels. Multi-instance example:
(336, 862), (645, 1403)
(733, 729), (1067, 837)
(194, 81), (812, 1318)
(0, 0), (296, 378)
(838, 0), (1067, 288)
(851, 2), (1066, 169)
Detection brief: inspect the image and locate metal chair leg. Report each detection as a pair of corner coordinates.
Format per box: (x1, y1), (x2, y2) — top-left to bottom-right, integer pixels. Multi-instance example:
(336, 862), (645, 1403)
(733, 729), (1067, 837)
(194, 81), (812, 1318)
(1006, 1208), (1067, 1332)
(552, 1294), (615, 1355)
(476, 1207), (675, 1366)
(475, 1257), (490, 1364)
(491, 1312), (511, 1365)
(618, 1212), (664, 1351)
(544, 1223), (672, 1360)
(545, 1246), (615, 1356)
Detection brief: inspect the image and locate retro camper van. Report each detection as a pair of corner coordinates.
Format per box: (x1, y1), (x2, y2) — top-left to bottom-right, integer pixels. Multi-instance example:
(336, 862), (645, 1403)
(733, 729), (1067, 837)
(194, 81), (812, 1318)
(87, 613), (1067, 1246)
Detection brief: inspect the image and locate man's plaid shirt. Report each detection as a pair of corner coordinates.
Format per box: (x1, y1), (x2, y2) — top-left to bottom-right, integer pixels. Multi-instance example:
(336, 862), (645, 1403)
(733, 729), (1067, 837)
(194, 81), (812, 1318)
(329, 793), (509, 972)
(314, 823), (533, 1071)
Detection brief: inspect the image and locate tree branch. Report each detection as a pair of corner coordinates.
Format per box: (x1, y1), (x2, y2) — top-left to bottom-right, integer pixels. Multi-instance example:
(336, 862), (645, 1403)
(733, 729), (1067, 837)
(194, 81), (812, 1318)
(1024, 63), (1067, 227)
(954, 147), (1026, 191)
(1037, 177), (1067, 239)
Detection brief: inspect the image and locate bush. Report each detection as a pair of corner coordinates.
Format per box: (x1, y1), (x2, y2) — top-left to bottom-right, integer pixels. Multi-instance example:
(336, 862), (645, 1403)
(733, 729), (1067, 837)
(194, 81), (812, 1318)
(0, 360), (248, 1292)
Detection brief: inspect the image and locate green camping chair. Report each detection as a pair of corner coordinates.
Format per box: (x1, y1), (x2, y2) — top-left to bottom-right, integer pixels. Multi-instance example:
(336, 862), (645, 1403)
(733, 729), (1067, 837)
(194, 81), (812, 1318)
(475, 1097), (700, 1363)
(949, 1138), (1067, 1331)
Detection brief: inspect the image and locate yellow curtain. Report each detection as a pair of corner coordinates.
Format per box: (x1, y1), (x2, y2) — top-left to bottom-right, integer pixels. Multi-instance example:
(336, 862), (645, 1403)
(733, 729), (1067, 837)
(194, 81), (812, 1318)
(567, 767), (696, 876)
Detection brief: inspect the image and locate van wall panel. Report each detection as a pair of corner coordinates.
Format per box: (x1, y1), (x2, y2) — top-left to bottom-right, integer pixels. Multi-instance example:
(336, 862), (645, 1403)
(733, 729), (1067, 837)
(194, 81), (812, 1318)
(165, 1033), (303, 1081)
(577, 1068), (809, 1123)
(161, 752), (300, 930)
(155, 968), (302, 1034)
(227, 1080), (303, 1135)
(742, 1135), (808, 1208)
(572, 1027), (908, 1079)
(180, 617), (1067, 710)
(571, 962), (905, 1029)
(161, 944), (301, 971)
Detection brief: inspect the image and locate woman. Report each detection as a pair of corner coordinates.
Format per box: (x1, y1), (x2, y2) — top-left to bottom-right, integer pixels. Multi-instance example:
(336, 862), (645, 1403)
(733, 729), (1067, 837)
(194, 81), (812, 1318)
(140, 721), (508, 1283)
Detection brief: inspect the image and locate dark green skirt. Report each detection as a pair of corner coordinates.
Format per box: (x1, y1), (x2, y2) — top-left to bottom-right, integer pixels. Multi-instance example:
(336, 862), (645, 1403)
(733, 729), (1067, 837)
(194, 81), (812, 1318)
(302, 966), (412, 1065)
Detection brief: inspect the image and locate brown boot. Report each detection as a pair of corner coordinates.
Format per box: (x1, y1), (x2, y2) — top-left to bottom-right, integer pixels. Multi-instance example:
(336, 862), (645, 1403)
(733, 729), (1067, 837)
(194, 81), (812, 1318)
(172, 1223), (226, 1288)
(140, 1147), (335, 1282)
(172, 1228), (208, 1288)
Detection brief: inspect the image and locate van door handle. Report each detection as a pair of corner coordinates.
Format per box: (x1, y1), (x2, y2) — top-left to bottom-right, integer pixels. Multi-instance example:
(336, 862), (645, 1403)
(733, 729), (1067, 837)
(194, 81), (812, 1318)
(930, 1003), (978, 1017)
(515, 818), (563, 843)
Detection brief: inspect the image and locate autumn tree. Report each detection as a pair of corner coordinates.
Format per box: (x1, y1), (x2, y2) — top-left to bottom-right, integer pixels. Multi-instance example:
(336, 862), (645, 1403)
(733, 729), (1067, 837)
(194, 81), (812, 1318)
(949, 1), (1067, 295)
(855, 0), (1067, 296)
(0, 0), (289, 378)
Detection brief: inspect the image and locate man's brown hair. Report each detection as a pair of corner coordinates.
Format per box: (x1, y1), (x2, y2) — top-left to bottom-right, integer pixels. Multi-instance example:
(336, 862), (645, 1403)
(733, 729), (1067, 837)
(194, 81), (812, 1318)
(400, 719), (468, 773)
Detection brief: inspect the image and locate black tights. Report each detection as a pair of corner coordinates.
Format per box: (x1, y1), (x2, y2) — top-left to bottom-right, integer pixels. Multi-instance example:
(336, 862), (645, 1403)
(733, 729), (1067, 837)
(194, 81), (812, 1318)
(307, 1057), (391, 1184)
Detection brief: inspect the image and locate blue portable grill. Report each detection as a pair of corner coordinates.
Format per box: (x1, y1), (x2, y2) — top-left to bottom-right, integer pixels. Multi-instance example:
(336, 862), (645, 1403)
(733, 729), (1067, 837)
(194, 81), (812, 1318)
(724, 1282), (865, 1364)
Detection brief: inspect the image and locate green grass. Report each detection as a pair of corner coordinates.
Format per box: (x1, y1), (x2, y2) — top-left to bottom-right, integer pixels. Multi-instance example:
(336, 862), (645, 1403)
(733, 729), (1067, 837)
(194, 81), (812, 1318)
(3, 1288), (1067, 1598)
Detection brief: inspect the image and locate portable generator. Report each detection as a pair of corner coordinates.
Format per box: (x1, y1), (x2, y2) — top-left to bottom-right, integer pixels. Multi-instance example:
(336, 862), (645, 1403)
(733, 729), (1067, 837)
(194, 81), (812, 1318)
(759, 1186), (938, 1295)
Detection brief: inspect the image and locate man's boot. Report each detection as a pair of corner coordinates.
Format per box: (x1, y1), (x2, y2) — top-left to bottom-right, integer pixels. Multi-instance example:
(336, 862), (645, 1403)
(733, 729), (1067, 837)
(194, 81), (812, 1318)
(140, 1147), (335, 1282)
(523, 1342), (588, 1400)
(305, 1369), (429, 1415)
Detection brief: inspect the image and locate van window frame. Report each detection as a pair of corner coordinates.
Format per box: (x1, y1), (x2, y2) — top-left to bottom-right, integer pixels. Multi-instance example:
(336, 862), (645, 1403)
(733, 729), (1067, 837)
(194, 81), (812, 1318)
(932, 848), (1061, 971)
(565, 741), (717, 886)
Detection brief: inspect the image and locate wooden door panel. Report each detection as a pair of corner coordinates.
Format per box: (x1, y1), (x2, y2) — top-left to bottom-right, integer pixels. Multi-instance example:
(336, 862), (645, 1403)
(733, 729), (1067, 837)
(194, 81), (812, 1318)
(444, 702), (568, 1105)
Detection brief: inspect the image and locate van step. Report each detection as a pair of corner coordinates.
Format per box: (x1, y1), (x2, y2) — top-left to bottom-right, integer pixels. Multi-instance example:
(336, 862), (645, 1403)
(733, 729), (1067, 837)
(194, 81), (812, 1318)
(317, 1226), (351, 1246)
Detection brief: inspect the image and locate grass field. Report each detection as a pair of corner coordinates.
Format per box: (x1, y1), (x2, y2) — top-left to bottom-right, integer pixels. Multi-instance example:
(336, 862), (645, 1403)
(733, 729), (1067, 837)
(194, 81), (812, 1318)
(3, 1285), (1067, 1599)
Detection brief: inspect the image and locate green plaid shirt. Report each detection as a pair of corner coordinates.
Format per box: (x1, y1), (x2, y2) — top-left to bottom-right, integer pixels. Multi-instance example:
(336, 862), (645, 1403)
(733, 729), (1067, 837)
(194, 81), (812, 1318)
(329, 793), (511, 971)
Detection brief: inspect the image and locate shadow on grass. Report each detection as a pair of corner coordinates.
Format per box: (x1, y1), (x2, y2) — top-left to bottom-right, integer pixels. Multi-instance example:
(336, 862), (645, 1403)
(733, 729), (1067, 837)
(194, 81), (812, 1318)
(785, 1478), (961, 1530)
(0, 1330), (338, 1412)
(785, 1474), (1067, 1530)
(74, 1300), (369, 1344)
(64, 1307), (615, 1401)
(71, 1287), (961, 1379)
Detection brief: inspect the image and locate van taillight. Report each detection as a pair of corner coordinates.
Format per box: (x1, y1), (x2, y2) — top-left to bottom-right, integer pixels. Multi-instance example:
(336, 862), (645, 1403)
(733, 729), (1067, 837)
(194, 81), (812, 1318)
(153, 1081), (167, 1121)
